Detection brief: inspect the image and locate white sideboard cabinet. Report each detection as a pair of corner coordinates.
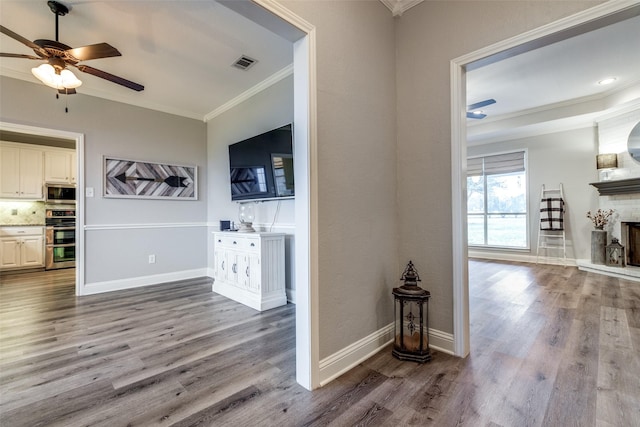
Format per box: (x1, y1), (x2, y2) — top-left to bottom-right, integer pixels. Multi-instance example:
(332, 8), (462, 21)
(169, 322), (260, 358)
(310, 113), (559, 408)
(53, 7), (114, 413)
(212, 232), (287, 311)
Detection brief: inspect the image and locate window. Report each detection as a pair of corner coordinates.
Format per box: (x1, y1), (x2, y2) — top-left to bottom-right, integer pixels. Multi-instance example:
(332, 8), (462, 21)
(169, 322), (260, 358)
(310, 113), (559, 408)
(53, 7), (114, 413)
(467, 151), (527, 248)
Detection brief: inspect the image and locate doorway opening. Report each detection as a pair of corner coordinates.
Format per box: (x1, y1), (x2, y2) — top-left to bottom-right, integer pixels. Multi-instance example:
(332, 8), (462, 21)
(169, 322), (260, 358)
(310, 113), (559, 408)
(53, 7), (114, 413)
(451, 2), (640, 357)
(0, 121), (84, 295)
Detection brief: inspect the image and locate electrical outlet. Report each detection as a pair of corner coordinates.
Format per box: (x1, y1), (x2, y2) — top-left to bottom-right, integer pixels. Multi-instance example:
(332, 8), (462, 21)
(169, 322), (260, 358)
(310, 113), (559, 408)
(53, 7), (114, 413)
(11, 209), (17, 215)
(148, 254), (156, 264)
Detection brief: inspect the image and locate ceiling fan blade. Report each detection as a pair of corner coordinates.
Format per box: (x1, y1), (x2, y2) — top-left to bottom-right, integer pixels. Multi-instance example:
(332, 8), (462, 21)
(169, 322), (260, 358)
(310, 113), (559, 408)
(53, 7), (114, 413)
(467, 98), (496, 111)
(66, 43), (121, 61)
(0, 52), (42, 60)
(0, 25), (49, 57)
(467, 112), (487, 119)
(74, 64), (144, 92)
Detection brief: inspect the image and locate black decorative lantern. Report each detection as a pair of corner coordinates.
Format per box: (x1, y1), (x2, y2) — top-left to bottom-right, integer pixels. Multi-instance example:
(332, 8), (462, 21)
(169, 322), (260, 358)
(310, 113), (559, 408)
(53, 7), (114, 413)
(392, 261), (431, 362)
(606, 237), (626, 267)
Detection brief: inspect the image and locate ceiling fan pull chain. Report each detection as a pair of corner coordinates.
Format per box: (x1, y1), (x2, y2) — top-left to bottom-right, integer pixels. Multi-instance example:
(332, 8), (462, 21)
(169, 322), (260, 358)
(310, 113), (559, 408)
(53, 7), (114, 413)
(54, 89), (70, 113)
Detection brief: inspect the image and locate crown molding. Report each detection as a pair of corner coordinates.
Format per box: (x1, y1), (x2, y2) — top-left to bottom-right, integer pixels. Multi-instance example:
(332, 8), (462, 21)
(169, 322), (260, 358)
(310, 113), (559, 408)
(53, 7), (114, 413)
(379, 0), (424, 17)
(203, 64), (294, 122)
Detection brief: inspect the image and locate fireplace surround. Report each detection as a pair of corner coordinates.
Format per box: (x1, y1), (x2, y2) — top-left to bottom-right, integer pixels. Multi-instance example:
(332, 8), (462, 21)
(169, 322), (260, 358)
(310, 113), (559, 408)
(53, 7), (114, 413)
(621, 222), (640, 267)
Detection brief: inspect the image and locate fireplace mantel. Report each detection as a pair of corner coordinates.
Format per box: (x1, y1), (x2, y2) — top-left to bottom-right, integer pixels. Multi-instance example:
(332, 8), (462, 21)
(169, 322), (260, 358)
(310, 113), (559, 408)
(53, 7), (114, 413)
(589, 177), (640, 195)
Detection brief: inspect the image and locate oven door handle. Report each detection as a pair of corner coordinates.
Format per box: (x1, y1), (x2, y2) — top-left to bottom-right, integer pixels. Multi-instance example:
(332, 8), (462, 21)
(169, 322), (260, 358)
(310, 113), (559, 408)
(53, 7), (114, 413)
(47, 226), (76, 230)
(46, 243), (76, 248)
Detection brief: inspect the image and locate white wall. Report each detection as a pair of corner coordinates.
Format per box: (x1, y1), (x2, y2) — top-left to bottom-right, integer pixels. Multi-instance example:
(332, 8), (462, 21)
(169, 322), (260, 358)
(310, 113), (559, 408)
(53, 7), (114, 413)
(0, 76), (208, 291)
(206, 75), (296, 295)
(468, 126), (598, 263)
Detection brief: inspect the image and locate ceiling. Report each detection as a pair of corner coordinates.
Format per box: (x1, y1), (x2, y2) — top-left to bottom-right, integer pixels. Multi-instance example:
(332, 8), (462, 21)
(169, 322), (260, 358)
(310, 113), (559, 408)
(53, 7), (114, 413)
(467, 11), (640, 144)
(1, 1), (639, 137)
(0, 0), (294, 121)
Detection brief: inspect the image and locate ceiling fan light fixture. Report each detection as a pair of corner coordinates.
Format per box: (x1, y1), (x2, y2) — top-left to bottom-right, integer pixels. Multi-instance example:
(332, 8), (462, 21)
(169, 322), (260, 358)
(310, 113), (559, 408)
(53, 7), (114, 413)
(32, 63), (82, 89)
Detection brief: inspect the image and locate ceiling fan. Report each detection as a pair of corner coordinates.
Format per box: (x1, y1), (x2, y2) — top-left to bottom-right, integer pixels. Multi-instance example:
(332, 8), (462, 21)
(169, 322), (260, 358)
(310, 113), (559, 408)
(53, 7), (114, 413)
(0, 0), (144, 94)
(467, 99), (496, 119)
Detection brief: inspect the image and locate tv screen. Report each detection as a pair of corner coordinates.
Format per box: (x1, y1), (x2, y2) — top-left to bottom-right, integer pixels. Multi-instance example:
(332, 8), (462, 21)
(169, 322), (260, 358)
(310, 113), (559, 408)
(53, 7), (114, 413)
(229, 124), (294, 201)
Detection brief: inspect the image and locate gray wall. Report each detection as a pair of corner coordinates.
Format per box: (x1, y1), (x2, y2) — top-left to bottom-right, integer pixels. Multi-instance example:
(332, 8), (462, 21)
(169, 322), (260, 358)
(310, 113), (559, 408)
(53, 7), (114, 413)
(395, 0), (601, 334)
(207, 75), (296, 293)
(0, 76), (207, 286)
(282, 0), (399, 359)
(468, 126), (599, 261)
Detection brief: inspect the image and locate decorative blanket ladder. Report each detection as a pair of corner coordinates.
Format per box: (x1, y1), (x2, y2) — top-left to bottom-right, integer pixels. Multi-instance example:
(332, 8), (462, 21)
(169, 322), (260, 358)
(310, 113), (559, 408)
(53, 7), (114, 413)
(537, 183), (567, 266)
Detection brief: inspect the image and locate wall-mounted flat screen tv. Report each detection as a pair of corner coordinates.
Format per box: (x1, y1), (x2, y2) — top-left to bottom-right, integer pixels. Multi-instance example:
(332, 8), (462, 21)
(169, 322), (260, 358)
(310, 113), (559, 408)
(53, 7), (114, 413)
(229, 124), (294, 201)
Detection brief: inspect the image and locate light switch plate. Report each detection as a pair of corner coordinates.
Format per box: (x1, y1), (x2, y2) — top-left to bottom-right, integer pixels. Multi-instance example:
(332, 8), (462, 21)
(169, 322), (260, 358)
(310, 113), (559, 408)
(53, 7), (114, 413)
(86, 187), (94, 197)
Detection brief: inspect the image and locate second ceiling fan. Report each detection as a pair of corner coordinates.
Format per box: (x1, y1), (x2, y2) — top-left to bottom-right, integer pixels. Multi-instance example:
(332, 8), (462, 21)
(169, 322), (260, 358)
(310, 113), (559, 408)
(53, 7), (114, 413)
(467, 99), (496, 119)
(0, 0), (144, 94)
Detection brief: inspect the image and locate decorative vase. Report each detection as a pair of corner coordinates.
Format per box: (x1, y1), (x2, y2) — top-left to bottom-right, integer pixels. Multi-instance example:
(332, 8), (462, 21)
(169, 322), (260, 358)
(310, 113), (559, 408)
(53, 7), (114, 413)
(237, 202), (256, 233)
(591, 229), (607, 264)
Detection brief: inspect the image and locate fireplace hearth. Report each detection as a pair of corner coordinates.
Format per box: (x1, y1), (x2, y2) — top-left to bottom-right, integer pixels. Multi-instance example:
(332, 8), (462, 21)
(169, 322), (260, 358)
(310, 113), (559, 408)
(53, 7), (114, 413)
(621, 222), (640, 267)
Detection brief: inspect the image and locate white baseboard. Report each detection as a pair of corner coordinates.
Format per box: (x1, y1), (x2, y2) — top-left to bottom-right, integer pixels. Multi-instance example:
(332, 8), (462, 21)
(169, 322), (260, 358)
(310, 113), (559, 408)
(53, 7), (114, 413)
(206, 268), (296, 304)
(318, 323), (455, 387)
(212, 281), (287, 311)
(468, 250), (576, 267)
(429, 329), (455, 355)
(81, 268), (209, 295)
(286, 288), (296, 304)
(576, 259), (640, 282)
(319, 323), (394, 387)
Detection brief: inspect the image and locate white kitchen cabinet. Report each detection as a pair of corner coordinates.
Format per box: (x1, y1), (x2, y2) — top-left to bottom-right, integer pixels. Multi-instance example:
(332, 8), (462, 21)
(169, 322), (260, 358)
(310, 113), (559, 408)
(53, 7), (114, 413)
(0, 143), (44, 199)
(212, 232), (286, 311)
(0, 226), (45, 270)
(44, 149), (74, 184)
(70, 151), (77, 184)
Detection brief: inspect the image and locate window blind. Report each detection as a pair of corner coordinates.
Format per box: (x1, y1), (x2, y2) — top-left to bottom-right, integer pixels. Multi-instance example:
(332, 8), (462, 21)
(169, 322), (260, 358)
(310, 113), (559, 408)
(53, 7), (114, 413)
(468, 151), (525, 176)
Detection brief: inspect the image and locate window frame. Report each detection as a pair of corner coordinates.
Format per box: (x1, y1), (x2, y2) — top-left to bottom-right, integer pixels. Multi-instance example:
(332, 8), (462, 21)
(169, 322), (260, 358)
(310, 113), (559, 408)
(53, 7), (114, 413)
(467, 149), (530, 250)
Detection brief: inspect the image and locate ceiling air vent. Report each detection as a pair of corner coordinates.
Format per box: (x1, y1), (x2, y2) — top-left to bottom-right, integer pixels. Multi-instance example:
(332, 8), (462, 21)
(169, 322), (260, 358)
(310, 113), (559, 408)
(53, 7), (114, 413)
(232, 55), (257, 71)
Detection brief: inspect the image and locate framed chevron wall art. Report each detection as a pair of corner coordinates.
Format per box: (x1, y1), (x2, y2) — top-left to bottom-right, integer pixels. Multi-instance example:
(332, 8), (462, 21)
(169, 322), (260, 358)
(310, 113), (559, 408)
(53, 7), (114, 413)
(103, 156), (197, 200)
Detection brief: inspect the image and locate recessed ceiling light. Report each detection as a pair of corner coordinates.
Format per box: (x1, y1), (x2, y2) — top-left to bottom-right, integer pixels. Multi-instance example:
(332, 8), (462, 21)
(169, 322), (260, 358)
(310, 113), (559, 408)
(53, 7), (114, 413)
(598, 77), (617, 85)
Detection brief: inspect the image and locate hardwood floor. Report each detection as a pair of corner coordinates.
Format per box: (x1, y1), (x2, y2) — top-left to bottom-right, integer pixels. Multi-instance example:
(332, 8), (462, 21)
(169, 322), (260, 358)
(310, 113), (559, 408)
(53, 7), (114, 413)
(1, 261), (639, 426)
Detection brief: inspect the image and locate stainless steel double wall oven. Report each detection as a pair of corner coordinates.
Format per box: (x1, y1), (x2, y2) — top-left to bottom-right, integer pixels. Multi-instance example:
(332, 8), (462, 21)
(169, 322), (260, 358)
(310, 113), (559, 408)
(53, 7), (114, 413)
(45, 206), (76, 270)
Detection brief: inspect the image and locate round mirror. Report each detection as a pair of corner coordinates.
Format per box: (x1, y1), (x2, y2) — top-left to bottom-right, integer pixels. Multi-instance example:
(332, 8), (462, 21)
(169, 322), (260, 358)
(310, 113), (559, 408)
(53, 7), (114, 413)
(629, 121), (640, 163)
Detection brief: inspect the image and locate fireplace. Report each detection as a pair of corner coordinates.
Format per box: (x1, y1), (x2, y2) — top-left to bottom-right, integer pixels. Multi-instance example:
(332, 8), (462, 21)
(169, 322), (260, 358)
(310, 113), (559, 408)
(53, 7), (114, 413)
(621, 222), (640, 267)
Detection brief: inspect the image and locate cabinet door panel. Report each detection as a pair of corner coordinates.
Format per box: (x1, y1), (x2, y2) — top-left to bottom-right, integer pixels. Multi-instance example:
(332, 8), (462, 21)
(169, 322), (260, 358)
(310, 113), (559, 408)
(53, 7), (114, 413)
(21, 236), (44, 267)
(20, 148), (44, 198)
(44, 151), (72, 183)
(228, 251), (242, 287)
(247, 254), (261, 293)
(0, 146), (20, 197)
(213, 248), (227, 282)
(70, 152), (77, 184)
(236, 254), (252, 289)
(0, 238), (20, 268)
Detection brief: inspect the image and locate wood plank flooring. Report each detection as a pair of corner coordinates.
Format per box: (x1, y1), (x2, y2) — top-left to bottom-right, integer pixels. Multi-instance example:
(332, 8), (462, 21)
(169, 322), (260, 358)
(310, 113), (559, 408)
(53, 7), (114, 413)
(1, 260), (639, 426)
